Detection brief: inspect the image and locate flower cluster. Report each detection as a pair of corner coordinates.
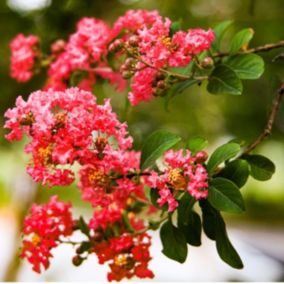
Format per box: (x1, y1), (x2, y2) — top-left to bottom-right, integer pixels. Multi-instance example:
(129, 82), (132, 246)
(4, 88), (134, 188)
(144, 149), (209, 212)
(94, 233), (153, 281)
(110, 10), (215, 105)
(5, 9), (216, 282)
(10, 34), (39, 82)
(9, 10), (215, 106)
(45, 17), (125, 92)
(21, 196), (74, 273)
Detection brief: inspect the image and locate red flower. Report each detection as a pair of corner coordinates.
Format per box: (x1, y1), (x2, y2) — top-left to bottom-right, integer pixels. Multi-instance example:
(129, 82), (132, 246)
(21, 196), (74, 273)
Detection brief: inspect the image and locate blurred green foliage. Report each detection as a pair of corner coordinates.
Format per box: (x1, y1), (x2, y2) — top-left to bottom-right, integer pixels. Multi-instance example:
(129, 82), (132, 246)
(0, 0), (283, 218)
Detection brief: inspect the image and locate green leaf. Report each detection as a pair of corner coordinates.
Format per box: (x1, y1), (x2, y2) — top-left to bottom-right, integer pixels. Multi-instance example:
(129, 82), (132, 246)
(78, 216), (90, 236)
(200, 199), (218, 240)
(178, 208), (202, 247)
(208, 177), (245, 213)
(170, 21), (182, 37)
(226, 54), (265, 80)
(230, 28), (254, 54)
(215, 216), (244, 269)
(140, 130), (181, 170)
(207, 65), (243, 95)
(243, 154), (275, 181)
(187, 136), (208, 155)
(207, 142), (241, 175)
(218, 159), (250, 188)
(200, 201), (243, 269)
(160, 220), (188, 263)
(212, 20), (234, 51)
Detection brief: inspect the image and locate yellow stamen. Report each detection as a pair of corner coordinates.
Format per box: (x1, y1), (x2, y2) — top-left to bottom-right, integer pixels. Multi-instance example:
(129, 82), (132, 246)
(31, 233), (41, 246)
(168, 168), (187, 190)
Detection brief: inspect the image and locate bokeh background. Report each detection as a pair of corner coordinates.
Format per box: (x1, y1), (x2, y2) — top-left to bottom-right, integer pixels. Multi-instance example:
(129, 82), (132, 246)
(0, 0), (284, 281)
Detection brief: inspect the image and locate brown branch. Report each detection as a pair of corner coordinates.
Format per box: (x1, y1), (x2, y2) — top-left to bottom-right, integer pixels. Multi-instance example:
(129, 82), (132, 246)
(241, 83), (284, 156)
(214, 40), (284, 58)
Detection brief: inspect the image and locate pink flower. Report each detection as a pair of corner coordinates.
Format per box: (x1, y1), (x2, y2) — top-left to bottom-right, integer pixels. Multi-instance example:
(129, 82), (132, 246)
(21, 196), (74, 273)
(4, 88), (133, 186)
(144, 149), (209, 212)
(10, 34), (39, 82)
(47, 17), (114, 91)
(129, 67), (157, 106)
(113, 10), (161, 36)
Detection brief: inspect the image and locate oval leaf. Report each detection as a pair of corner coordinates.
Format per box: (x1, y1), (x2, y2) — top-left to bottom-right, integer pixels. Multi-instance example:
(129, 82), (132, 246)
(141, 130), (181, 170)
(212, 20), (234, 51)
(207, 65), (243, 95)
(200, 201), (243, 269)
(208, 177), (245, 213)
(243, 154), (275, 181)
(207, 142), (241, 176)
(187, 136), (208, 155)
(218, 159), (250, 188)
(230, 28), (254, 54)
(160, 220), (188, 263)
(226, 54), (264, 80)
(178, 194), (200, 246)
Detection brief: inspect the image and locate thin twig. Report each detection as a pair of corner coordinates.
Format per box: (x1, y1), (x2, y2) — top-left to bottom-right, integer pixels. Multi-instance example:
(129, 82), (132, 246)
(241, 83), (284, 156)
(214, 40), (284, 58)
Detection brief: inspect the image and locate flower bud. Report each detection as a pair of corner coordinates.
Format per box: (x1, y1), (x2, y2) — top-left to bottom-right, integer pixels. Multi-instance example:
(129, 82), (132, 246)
(109, 39), (124, 53)
(72, 255), (84, 266)
(155, 71), (165, 81)
(51, 39), (66, 55)
(124, 58), (136, 69)
(152, 87), (167, 97)
(92, 231), (104, 242)
(122, 70), (133, 79)
(201, 57), (214, 69)
(195, 150), (208, 163)
(157, 80), (166, 89)
(128, 35), (139, 47)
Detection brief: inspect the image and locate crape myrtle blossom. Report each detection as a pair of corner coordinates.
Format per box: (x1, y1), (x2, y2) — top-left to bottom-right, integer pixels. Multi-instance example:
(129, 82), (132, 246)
(109, 10), (215, 105)
(4, 88), (133, 187)
(21, 196), (74, 273)
(10, 34), (39, 82)
(46, 17), (125, 91)
(94, 233), (154, 281)
(144, 149), (209, 212)
(9, 10), (215, 106)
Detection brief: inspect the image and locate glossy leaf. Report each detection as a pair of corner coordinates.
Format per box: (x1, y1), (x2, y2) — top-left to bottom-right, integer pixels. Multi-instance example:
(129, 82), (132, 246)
(160, 220), (188, 263)
(212, 20), (233, 51)
(207, 65), (243, 96)
(200, 201), (243, 269)
(218, 159), (250, 188)
(208, 177), (245, 213)
(206, 142), (241, 175)
(230, 28), (254, 54)
(178, 199), (202, 247)
(141, 130), (181, 170)
(226, 54), (264, 79)
(243, 154), (275, 181)
(187, 136), (208, 155)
